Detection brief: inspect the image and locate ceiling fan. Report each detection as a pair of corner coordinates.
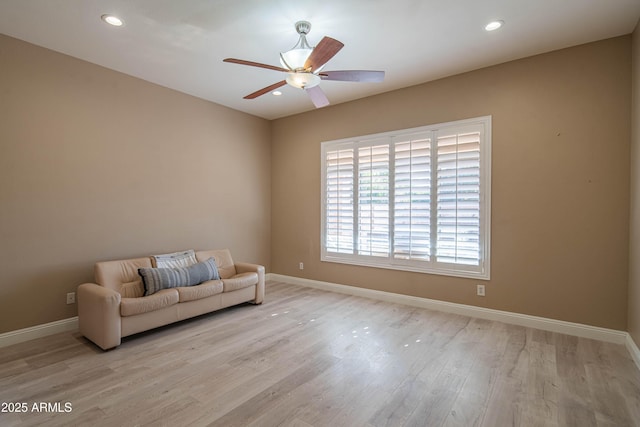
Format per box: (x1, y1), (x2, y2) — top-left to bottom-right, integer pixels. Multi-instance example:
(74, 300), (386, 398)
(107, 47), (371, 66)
(223, 21), (384, 108)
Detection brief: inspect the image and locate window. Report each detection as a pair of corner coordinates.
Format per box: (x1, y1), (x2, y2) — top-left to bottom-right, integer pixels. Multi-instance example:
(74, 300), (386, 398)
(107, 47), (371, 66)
(321, 116), (491, 279)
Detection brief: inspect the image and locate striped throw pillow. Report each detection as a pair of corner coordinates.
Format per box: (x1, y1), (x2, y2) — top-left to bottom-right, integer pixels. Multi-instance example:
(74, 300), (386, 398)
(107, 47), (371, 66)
(138, 257), (220, 296)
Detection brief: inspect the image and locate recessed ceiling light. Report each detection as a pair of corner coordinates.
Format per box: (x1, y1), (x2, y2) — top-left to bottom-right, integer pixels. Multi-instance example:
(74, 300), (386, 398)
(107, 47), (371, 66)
(272, 91), (282, 96)
(485, 20), (503, 31)
(101, 14), (124, 27)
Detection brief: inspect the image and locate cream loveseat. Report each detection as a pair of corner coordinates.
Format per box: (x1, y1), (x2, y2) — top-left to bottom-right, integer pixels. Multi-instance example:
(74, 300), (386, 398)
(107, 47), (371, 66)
(77, 249), (264, 350)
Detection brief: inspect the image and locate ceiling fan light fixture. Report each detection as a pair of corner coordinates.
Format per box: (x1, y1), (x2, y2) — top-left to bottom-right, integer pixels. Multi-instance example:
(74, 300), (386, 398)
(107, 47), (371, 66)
(280, 48), (312, 70)
(279, 21), (314, 70)
(286, 72), (320, 89)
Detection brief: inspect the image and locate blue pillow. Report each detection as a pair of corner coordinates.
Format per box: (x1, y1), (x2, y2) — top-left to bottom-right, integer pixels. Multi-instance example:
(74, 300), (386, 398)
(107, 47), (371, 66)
(138, 257), (220, 296)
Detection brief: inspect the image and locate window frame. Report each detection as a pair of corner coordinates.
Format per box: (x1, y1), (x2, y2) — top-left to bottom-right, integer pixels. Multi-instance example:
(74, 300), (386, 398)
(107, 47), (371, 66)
(320, 116), (492, 280)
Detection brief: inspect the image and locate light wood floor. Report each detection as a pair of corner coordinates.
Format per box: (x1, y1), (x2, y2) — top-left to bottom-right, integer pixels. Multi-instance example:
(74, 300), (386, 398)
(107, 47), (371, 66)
(2, 280), (640, 426)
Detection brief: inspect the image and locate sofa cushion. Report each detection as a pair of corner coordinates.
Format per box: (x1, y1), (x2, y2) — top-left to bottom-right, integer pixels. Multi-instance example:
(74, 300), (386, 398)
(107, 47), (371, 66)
(177, 280), (223, 302)
(95, 257), (153, 295)
(196, 249), (236, 279)
(138, 257), (220, 296)
(223, 272), (258, 292)
(120, 280), (144, 298)
(120, 289), (179, 317)
(152, 249), (197, 268)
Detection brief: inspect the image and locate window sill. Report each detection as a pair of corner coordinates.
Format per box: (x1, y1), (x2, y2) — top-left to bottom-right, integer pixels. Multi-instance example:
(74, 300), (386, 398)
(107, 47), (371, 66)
(321, 254), (490, 280)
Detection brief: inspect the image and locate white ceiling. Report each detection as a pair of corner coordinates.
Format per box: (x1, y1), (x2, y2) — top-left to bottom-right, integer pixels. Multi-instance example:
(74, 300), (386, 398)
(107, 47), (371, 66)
(1, 0), (639, 120)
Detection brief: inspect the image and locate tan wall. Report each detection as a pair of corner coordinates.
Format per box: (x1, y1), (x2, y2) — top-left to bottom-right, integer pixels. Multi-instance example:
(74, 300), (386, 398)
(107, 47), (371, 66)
(272, 36), (631, 330)
(0, 34), (271, 333)
(1, 32), (633, 334)
(630, 22), (640, 343)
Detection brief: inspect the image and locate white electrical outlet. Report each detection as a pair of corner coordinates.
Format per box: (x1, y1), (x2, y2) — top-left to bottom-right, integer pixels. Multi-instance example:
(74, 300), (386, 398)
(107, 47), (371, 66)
(299, 262), (304, 270)
(477, 284), (485, 297)
(66, 292), (76, 304)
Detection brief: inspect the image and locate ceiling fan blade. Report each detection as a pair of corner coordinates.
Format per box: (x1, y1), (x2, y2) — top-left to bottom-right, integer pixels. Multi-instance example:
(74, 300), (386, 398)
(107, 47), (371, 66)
(244, 80), (287, 99)
(320, 70), (385, 83)
(306, 86), (330, 108)
(304, 37), (344, 71)
(223, 58), (290, 73)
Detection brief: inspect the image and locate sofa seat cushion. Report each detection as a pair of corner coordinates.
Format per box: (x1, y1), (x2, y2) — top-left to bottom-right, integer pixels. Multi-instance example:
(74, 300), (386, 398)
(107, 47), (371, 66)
(222, 272), (258, 292)
(177, 280), (223, 302)
(120, 289), (179, 317)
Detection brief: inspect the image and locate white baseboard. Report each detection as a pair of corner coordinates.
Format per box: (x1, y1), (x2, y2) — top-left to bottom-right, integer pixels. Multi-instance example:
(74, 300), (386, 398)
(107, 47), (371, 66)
(626, 334), (640, 371)
(267, 273), (628, 345)
(0, 317), (78, 349)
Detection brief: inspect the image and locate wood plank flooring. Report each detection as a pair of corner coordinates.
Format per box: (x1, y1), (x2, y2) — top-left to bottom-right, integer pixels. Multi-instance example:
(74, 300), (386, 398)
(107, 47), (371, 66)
(1, 280), (640, 426)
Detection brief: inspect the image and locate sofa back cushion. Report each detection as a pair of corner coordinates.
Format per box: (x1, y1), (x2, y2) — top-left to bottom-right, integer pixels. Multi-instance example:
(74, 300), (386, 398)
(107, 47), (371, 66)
(195, 249), (236, 279)
(95, 257), (151, 296)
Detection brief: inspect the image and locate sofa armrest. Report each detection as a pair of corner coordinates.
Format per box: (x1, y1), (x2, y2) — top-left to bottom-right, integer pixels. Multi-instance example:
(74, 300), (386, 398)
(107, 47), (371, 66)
(234, 262), (265, 304)
(77, 283), (122, 350)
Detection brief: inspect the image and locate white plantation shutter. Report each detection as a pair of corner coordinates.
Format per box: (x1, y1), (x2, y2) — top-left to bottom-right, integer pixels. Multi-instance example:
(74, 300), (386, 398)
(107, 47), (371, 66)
(436, 127), (482, 266)
(358, 144), (390, 257)
(321, 116), (490, 279)
(325, 148), (354, 254)
(393, 133), (431, 261)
